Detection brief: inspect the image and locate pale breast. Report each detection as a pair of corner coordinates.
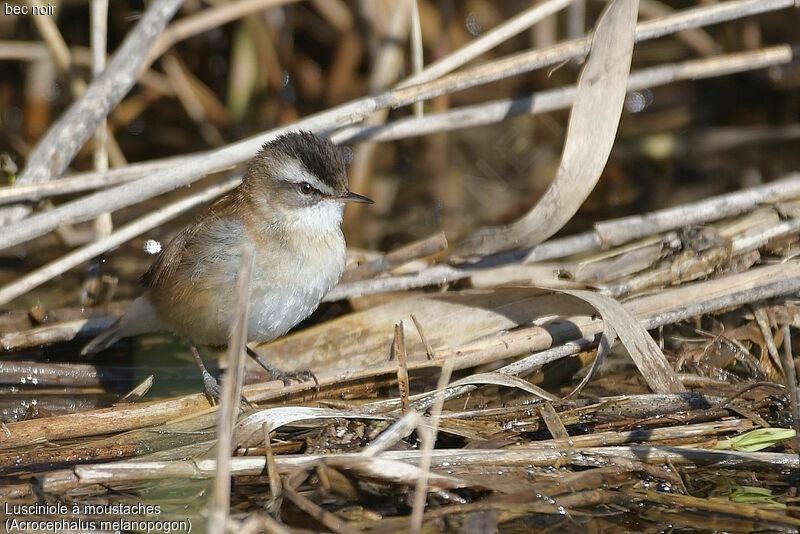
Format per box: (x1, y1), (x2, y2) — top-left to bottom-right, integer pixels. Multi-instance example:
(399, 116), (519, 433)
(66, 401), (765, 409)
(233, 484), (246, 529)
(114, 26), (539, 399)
(247, 230), (346, 342)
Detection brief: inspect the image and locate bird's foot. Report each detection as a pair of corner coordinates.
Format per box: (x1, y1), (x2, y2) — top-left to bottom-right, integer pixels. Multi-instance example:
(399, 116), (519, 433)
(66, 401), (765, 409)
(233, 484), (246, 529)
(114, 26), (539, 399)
(200, 368), (222, 402)
(191, 343), (255, 407)
(270, 367), (319, 389)
(246, 347), (319, 389)
(200, 370), (256, 407)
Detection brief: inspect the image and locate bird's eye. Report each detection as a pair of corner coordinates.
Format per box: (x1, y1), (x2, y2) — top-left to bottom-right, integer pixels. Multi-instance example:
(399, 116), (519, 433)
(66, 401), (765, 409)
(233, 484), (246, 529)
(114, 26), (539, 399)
(298, 182), (314, 195)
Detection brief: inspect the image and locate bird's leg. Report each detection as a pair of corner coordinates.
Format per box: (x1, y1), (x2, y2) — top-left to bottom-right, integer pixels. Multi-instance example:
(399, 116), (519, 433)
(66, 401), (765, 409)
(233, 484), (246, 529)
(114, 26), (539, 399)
(246, 346), (319, 389)
(189, 341), (256, 407)
(188, 341), (222, 401)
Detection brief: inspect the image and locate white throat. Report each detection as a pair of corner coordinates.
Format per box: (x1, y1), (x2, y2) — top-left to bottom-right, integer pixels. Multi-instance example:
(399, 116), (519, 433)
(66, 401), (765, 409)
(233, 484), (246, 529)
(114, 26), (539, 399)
(282, 200), (344, 234)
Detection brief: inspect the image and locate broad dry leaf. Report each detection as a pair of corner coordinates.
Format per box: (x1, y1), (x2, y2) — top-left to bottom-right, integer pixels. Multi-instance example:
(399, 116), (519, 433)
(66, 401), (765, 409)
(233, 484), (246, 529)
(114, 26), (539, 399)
(563, 289), (685, 394)
(456, 0), (639, 257)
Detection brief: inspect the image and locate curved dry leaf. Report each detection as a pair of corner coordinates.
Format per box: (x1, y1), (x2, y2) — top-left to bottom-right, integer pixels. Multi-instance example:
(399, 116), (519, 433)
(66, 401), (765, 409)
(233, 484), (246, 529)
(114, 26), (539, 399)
(455, 0), (639, 257)
(565, 320), (617, 399)
(449, 372), (561, 401)
(562, 289), (685, 394)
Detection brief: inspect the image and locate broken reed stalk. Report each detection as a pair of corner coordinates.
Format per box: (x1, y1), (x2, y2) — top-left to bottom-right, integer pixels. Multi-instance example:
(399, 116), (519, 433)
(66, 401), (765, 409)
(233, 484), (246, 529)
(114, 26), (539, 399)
(0, 316), (117, 350)
(1, 0), (793, 250)
(210, 244), (254, 534)
(393, 322), (411, 414)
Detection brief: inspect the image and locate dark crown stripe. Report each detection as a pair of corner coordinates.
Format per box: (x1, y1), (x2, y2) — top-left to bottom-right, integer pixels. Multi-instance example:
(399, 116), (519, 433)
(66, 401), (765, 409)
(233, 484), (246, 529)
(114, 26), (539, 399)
(267, 131), (347, 190)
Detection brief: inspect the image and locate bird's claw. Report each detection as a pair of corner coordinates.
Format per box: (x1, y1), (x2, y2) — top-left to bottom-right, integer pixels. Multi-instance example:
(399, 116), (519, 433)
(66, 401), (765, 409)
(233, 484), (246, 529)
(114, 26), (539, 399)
(201, 369), (255, 407)
(201, 369), (222, 402)
(270, 368), (319, 390)
(271, 368), (316, 386)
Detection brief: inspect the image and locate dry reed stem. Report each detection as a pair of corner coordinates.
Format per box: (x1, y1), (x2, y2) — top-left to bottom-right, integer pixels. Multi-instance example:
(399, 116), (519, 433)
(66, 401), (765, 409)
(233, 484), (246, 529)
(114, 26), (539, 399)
(24, 0), (70, 70)
(35, 437), (794, 495)
(91, 0), (112, 244)
(385, 0), (793, 109)
(639, 0), (716, 55)
(341, 232), (447, 282)
(627, 489), (800, 527)
(284, 487), (361, 534)
(361, 411), (420, 457)
(262, 423), (282, 512)
(410, 356), (454, 533)
(0, 0), (570, 205)
(342, 0), (413, 228)
(114, 375), (154, 405)
(539, 402), (570, 440)
(210, 244), (254, 534)
(0, 0), (567, 204)
(326, 171), (800, 300)
(754, 304), (784, 377)
(567, 0), (586, 38)
(0, 41), (174, 93)
(409, 0), (423, 118)
(239, 514), (289, 534)
(779, 325), (800, 452)
(564, 289), (685, 394)
(0, 316), (118, 350)
(399, 0), (572, 88)
(410, 313), (435, 360)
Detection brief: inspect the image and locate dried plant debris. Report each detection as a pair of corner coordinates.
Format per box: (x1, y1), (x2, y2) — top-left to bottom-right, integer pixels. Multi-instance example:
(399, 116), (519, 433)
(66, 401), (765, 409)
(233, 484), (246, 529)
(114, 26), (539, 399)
(1, 0), (800, 532)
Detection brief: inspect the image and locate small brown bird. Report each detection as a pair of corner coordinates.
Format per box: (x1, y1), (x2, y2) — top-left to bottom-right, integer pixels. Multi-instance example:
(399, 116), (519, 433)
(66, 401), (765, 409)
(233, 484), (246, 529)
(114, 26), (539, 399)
(83, 131), (373, 396)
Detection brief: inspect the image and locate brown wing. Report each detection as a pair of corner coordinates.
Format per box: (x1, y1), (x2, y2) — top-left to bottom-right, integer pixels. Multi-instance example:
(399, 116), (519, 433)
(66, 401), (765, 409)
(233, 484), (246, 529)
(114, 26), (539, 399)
(142, 189), (244, 291)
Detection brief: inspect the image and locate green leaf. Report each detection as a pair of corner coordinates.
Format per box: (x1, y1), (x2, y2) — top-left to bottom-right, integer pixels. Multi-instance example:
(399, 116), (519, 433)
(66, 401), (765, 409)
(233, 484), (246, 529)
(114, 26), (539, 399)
(714, 428), (796, 452)
(729, 485), (786, 509)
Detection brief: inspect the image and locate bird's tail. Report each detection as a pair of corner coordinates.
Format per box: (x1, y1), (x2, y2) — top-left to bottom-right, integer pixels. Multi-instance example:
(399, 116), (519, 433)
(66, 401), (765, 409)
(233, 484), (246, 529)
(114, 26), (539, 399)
(80, 319), (123, 355)
(81, 295), (164, 355)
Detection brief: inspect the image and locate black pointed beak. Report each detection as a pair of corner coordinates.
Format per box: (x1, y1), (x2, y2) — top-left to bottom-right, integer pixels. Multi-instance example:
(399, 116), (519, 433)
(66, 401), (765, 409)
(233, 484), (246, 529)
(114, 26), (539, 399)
(339, 190), (374, 204)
